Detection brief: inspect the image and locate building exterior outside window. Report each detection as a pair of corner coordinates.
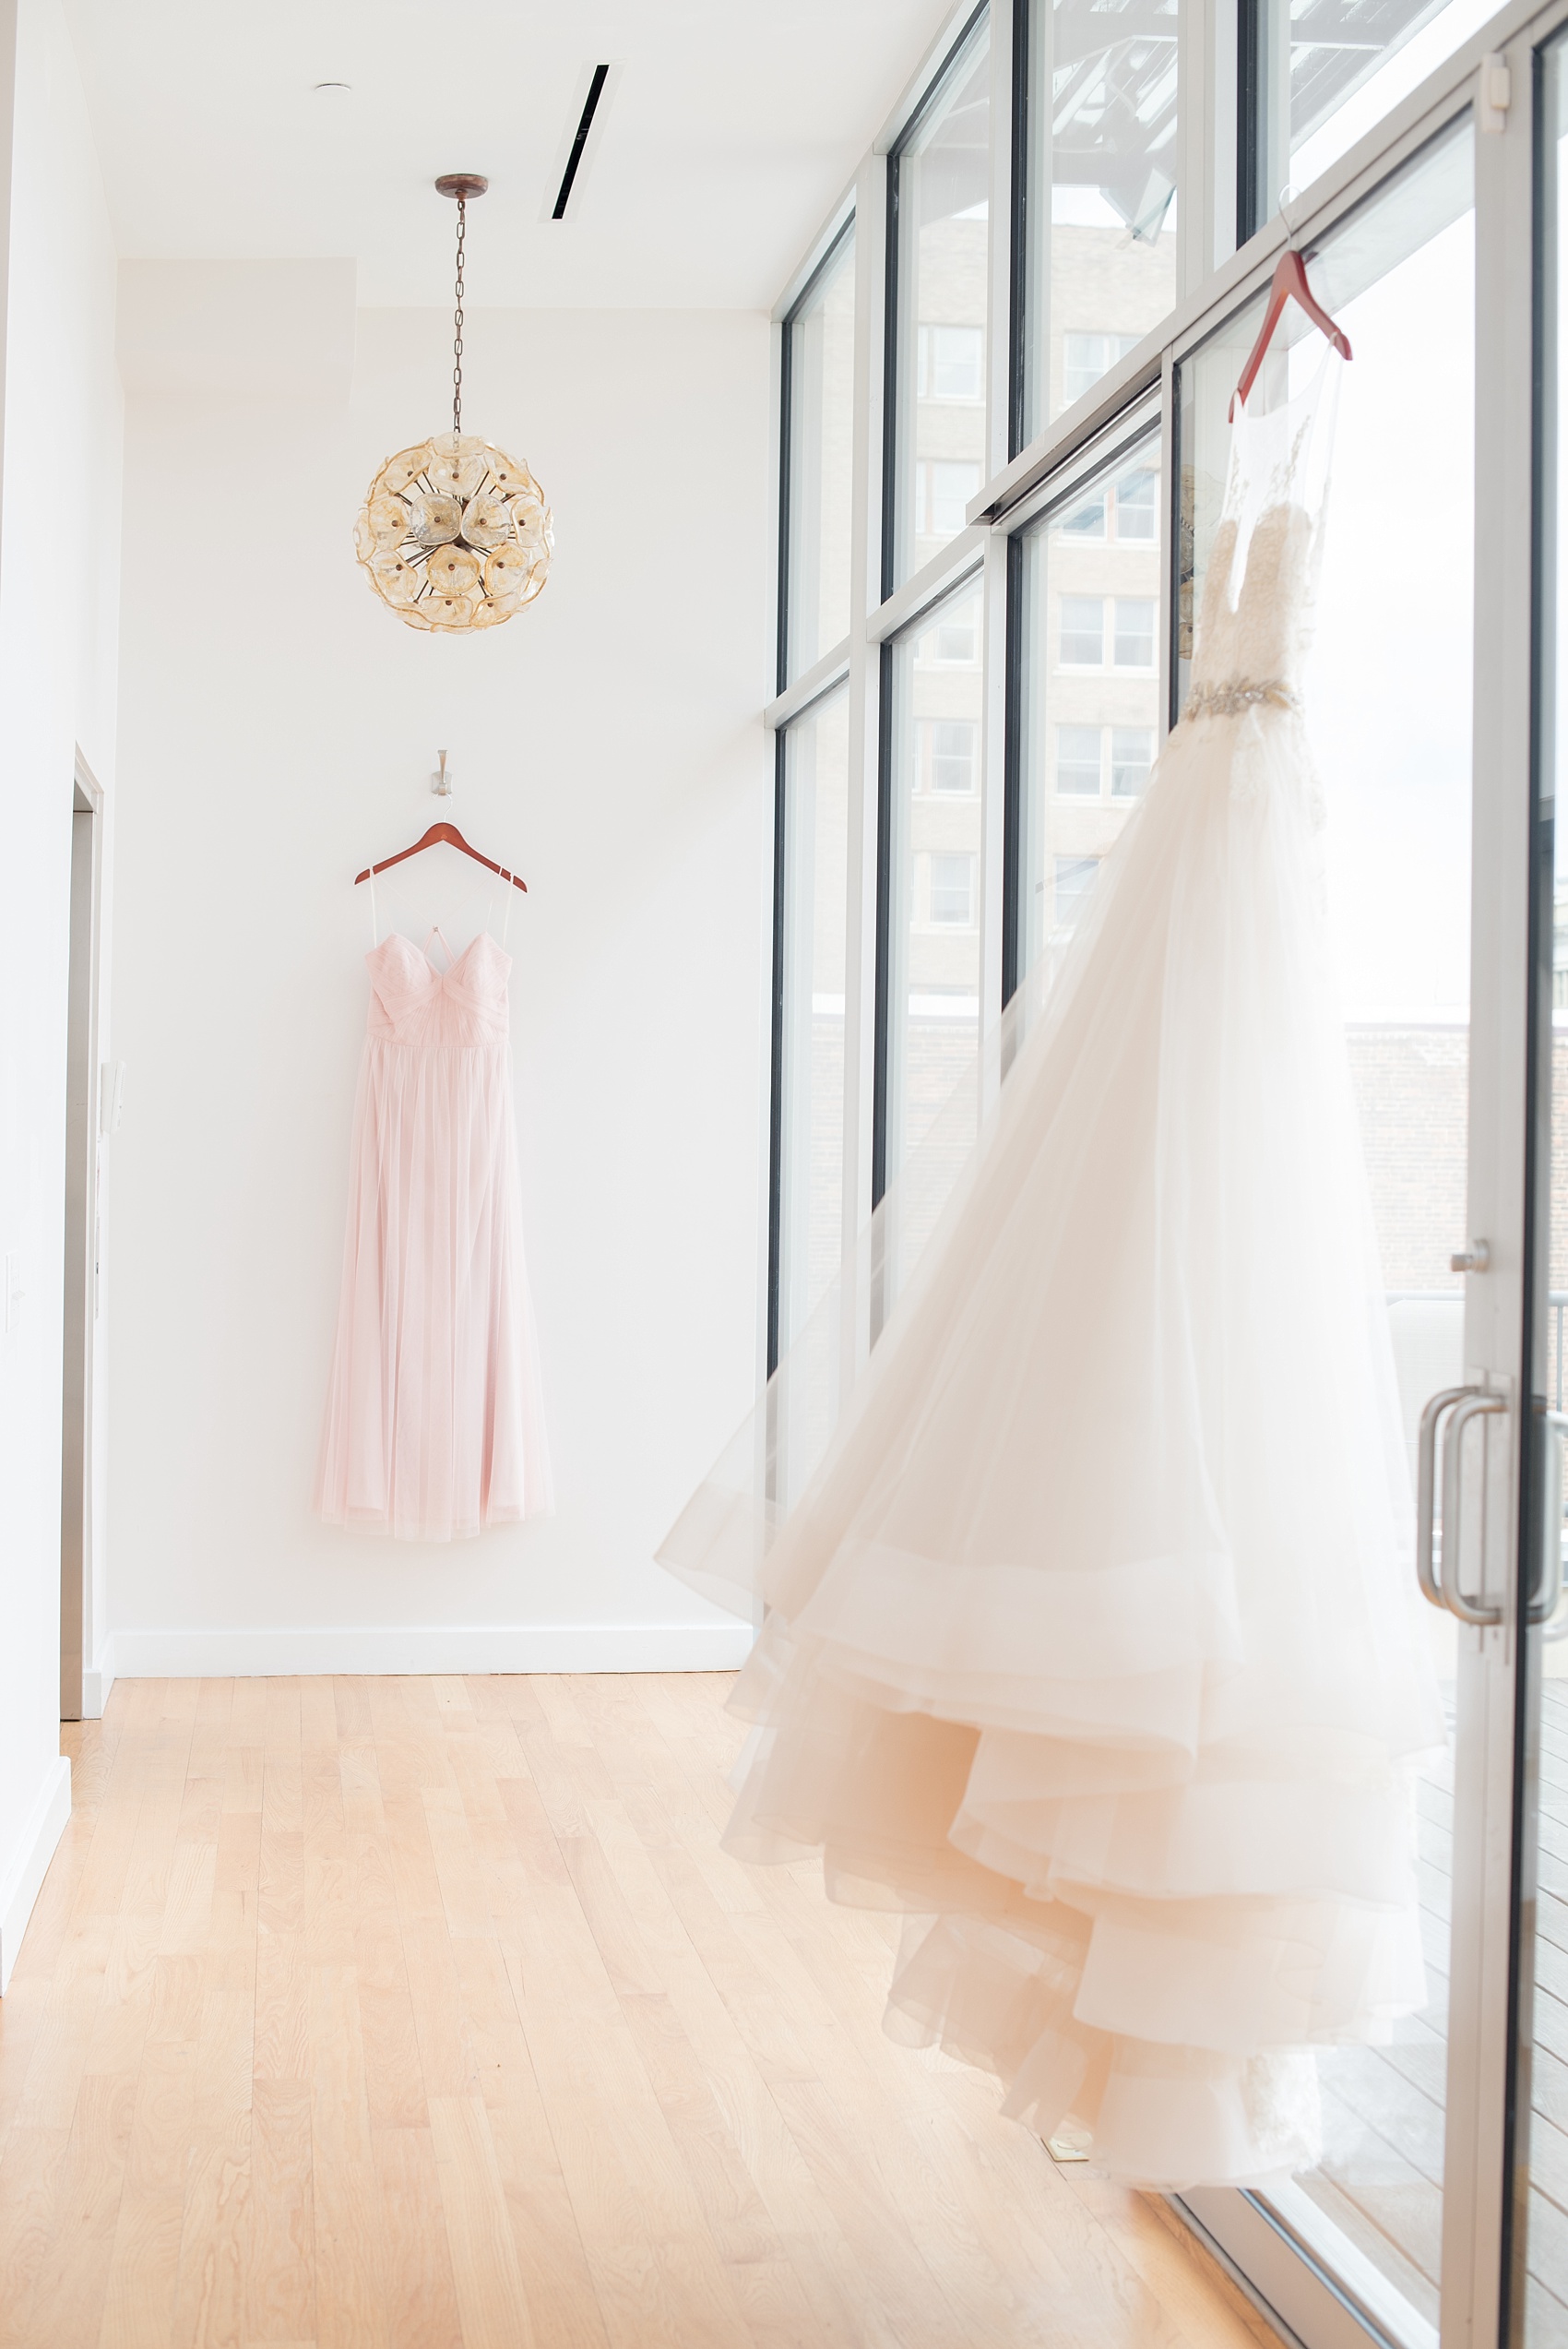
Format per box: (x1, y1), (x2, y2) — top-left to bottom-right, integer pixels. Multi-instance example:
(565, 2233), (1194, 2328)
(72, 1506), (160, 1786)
(925, 718), (979, 794)
(919, 322), (985, 400)
(783, 222), (856, 682)
(775, 688), (851, 1355)
(1018, 0), (1180, 447)
(883, 575), (987, 1192)
(1016, 427), (1164, 977)
(1051, 853), (1100, 931)
(888, 15), (992, 586)
(929, 851), (978, 924)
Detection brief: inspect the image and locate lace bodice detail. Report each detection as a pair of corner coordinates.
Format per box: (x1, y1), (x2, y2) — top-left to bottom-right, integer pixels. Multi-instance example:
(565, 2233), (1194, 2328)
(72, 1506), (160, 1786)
(1185, 352), (1338, 723)
(1189, 502), (1314, 704)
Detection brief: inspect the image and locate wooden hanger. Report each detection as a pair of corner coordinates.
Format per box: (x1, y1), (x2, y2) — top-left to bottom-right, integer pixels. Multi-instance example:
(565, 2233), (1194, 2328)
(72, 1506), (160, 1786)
(1229, 248), (1352, 422)
(353, 820), (528, 893)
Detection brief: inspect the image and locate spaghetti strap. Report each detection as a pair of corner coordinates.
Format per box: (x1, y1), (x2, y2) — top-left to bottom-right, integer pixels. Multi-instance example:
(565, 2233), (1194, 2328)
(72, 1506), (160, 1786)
(502, 870), (514, 946)
(368, 864), (379, 947)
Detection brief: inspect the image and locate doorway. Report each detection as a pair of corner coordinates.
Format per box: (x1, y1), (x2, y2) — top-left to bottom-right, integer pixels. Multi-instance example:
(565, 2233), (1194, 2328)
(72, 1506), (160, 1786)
(60, 762), (102, 1724)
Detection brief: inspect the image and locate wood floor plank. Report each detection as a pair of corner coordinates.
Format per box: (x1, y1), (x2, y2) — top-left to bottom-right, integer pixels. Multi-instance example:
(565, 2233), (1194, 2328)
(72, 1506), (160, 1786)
(97, 2037), (199, 2349)
(0, 1675), (1297, 2349)
(0, 2124), (72, 2349)
(247, 2076), (315, 2343)
(428, 2097), (538, 2349)
(306, 1966), (386, 2349)
(374, 2126), (463, 2349)
(481, 2096), (609, 2349)
(21, 2070), (138, 2349)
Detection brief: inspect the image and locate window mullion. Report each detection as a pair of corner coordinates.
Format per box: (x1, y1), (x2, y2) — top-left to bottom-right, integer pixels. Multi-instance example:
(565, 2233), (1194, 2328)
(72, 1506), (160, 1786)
(844, 155), (888, 1258)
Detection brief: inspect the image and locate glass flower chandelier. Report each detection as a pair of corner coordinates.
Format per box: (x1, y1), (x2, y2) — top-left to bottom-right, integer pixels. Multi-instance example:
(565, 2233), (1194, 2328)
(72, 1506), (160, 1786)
(354, 174), (553, 634)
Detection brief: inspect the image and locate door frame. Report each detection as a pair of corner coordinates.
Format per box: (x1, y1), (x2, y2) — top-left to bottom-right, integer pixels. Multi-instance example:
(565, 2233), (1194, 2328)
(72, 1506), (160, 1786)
(1115, 8), (1562, 2340)
(60, 755), (102, 1724)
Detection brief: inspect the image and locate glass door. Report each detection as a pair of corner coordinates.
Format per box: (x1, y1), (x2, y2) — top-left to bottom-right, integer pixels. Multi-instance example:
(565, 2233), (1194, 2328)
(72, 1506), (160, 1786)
(1512, 29), (1568, 2344)
(1170, 119), (1487, 2349)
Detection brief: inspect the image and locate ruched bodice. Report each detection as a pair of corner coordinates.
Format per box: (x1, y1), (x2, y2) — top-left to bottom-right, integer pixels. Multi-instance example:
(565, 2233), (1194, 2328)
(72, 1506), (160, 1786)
(316, 918), (550, 1542)
(365, 929), (511, 1050)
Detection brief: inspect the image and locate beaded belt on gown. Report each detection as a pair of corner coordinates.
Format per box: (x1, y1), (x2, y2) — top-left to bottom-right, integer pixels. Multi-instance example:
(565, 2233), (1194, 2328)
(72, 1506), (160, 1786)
(1182, 678), (1301, 720)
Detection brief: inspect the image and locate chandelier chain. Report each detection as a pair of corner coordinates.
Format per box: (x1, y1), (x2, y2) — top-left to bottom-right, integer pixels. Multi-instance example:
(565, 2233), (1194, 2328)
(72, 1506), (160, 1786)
(452, 195), (466, 441)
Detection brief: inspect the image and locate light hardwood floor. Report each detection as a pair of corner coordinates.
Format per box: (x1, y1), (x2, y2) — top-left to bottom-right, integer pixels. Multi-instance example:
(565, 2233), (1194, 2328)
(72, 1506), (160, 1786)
(0, 1674), (1282, 2349)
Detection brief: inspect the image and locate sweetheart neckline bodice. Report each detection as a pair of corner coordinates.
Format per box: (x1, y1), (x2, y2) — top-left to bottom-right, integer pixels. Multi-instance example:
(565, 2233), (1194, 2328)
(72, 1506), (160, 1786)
(367, 928), (513, 985)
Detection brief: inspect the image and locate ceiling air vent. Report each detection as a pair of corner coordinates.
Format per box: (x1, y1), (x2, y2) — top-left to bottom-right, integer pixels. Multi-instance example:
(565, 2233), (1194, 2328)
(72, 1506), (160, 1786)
(552, 65), (612, 221)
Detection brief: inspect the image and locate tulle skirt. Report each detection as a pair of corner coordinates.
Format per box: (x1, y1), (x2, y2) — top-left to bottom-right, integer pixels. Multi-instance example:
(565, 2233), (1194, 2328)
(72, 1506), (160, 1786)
(663, 696), (1445, 2184)
(315, 1036), (552, 1542)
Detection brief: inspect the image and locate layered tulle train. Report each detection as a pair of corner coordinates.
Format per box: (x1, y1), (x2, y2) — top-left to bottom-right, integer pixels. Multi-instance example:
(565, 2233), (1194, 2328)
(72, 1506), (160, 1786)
(659, 388), (1444, 2181)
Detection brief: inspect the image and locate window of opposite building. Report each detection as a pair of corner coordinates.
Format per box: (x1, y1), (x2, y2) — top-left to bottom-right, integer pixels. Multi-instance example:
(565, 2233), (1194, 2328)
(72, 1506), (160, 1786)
(885, 11), (992, 592)
(781, 220), (857, 687)
(1009, 421), (1164, 993)
(1015, 0), (1179, 452)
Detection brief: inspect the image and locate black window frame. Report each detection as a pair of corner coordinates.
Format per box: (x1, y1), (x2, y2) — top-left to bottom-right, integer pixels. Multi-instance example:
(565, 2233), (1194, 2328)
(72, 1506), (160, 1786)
(1237, 0), (1266, 251)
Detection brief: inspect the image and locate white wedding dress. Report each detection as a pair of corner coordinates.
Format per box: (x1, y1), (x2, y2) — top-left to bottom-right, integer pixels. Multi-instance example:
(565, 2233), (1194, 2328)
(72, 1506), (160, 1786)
(661, 358), (1445, 2186)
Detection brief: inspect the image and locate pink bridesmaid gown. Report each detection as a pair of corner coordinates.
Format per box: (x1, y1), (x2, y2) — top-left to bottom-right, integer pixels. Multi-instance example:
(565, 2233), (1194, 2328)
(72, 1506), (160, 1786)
(315, 896), (552, 1541)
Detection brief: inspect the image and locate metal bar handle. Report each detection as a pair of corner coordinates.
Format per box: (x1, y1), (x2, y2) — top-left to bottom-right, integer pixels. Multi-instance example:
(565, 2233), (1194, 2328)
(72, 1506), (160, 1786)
(1416, 1386), (1474, 1612)
(1438, 1389), (1507, 1627)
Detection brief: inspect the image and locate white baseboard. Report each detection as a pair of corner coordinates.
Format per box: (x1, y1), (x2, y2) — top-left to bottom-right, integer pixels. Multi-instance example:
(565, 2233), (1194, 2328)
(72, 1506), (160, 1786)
(80, 1661), (114, 1719)
(0, 1755), (72, 1995)
(106, 1621), (754, 1678)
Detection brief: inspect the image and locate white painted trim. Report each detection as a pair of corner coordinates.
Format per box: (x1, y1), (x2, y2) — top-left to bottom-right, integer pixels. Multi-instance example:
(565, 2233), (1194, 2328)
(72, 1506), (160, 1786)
(79, 1662), (113, 1718)
(107, 1622), (754, 1678)
(0, 1755), (71, 1995)
(1178, 2182), (1438, 2349)
(769, 0), (983, 319)
(867, 530), (986, 646)
(766, 642), (851, 732)
(1264, 2181), (1438, 2349)
(872, 0), (989, 160)
(772, 186), (858, 326)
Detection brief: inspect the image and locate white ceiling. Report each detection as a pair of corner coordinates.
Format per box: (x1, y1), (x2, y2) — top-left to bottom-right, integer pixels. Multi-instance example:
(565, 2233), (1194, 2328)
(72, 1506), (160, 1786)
(63, 0), (948, 311)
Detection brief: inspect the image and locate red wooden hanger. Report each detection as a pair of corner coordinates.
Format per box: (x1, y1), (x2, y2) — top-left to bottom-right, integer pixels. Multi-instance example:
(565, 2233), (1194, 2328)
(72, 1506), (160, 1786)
(1229, 248), (1352, 421)
(353, 820), (528, 893)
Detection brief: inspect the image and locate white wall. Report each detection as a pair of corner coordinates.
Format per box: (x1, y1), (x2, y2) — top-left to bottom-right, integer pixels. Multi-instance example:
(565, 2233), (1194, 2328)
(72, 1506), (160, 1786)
(106, 284), (771, 1674)
(0, 0), (123, 1985)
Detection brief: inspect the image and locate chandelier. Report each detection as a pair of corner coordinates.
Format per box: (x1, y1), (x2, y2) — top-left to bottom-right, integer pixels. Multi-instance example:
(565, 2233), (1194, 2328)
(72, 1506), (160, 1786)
(354, 174), (553, 634)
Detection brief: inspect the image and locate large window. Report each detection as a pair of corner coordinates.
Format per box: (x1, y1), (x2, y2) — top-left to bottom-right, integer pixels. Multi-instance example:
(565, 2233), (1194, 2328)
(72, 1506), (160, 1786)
(1016, 0), (1179, 448)
(1176, 119), (1476, 2338)
(1239, 0), (1487, 238)
(761, 5), (1568, 2339)
(1011, 425), (1163, 987)
(782, 221), (857, 685)
(877, 575), (986, 1205)
(1517, 40), (1568, 2341)
(771, 689), (851, 1365)
(886, 13), (992, 590)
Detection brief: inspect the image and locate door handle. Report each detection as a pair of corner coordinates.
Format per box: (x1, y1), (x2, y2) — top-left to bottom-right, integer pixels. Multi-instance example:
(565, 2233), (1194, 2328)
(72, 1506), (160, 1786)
(1535, 1407), (1568, 1640)
(1416, 1384), (1507, 1626)
(1440, 1389), (1508, 1625)
(1416, 1386), (1478, 1613)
